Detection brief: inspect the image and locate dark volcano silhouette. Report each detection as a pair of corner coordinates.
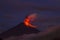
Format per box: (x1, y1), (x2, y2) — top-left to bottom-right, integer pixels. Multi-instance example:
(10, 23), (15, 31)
(0, 23), (40, 39)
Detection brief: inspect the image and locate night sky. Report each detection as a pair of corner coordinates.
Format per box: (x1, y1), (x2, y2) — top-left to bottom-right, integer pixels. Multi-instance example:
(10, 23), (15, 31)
(0, 0), (60, 32)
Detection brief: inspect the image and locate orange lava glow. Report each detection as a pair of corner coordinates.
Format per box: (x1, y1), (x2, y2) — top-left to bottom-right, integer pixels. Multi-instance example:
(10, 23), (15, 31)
(24, 13), (37, 28)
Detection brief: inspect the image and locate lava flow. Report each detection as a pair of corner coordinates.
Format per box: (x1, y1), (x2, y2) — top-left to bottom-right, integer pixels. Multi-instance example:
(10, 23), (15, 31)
(24, 13), (38, 28)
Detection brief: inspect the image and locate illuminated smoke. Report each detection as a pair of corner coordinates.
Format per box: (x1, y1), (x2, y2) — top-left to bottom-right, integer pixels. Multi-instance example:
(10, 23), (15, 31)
(24, 13), (38, 28)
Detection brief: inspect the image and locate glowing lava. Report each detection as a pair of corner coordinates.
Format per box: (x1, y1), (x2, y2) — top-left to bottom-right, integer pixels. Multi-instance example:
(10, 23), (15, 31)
(24, 13), (38, 28)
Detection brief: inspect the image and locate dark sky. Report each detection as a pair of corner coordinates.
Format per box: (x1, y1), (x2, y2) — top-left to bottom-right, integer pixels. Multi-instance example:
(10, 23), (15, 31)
(0, 0), (60, 32)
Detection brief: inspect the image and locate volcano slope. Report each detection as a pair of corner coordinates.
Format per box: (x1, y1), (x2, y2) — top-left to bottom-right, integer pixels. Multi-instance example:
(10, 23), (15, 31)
(0, 23), (40, 39)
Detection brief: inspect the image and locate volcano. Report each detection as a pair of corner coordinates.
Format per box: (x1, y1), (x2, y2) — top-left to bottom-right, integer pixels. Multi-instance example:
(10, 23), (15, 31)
(0, 13), (40, 39)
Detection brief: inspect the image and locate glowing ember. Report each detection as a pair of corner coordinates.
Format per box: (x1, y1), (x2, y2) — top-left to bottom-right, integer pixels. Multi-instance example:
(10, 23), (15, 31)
(24, 13), (38, 28)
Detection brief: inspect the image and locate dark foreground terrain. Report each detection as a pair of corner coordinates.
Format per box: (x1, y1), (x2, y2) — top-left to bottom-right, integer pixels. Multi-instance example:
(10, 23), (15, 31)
(2, 25), (60, 40)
